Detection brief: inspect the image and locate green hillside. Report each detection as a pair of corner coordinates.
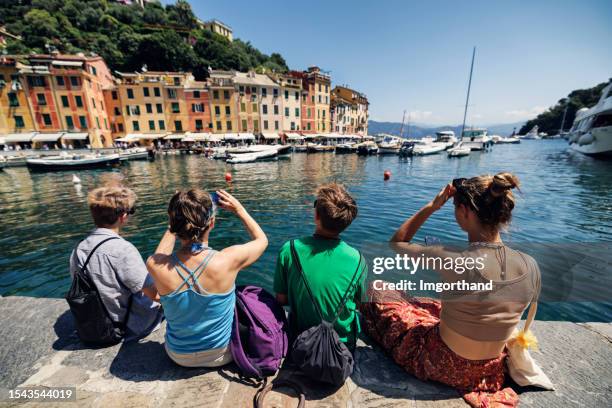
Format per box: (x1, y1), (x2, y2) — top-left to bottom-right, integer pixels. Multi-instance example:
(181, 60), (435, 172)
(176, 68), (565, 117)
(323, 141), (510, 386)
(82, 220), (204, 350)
(519, 80), (611, 135)
(0, 0), (288, 79)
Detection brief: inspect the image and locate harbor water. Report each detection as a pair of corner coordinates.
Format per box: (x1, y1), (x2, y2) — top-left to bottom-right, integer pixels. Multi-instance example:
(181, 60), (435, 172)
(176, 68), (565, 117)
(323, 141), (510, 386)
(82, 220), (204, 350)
(0, 139), (610, 321)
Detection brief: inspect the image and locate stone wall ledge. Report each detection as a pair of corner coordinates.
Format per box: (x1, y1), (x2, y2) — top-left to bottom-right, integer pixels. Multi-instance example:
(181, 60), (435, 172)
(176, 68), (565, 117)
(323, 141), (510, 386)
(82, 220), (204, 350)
(0, 296), (610, 407)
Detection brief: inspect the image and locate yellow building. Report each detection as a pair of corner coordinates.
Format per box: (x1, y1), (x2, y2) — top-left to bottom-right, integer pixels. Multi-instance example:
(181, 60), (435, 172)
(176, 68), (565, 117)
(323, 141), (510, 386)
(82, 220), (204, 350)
(200, 19), (233, 42)
(331, 85), (369, 135)
(0, 58), (36, 142)
(208, 70), (238, 133)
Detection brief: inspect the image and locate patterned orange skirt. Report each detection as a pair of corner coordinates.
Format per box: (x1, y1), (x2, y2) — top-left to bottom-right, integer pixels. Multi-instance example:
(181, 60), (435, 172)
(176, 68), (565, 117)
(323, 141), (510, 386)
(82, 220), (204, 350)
(361, 290), (518, 408)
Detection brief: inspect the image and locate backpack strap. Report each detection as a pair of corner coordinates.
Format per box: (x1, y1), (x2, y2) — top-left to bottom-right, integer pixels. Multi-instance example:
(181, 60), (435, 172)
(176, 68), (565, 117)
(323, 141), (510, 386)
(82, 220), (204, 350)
(76, 236), (131, 328)
(255, 378), (305, 408)
(290, 240), (325, 322)
(289, 240), (364, 325)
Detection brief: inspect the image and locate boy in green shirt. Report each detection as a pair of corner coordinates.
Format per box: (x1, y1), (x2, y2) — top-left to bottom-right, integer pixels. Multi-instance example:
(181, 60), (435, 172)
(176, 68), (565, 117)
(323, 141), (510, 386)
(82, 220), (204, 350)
(274, 183), (367, 346)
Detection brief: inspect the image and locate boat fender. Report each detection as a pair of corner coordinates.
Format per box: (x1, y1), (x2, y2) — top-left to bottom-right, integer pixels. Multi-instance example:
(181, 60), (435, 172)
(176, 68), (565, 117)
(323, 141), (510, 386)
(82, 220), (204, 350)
(578, 133), (594, 146)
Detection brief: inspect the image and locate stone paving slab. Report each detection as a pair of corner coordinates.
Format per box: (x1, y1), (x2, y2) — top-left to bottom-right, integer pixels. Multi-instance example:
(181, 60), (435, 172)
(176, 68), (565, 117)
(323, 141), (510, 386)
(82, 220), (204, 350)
(0, 296), (611, 407)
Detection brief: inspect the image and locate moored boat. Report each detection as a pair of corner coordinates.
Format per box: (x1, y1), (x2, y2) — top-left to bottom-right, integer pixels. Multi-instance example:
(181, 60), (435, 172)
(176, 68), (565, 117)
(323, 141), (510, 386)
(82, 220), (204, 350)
(568, 81), (612, 158)
(26, 154), (120, 171)
(447, 142), (471, 157)
(226, 148), (278, 164)
(413, 141), (447, 155)
(306, 143), (335, 153)
(461, 128), (493, 151)
(357, 141), (378, 155)
(335, 142), (358, 154)
(435, 130), (458, 149)
(398, 141), (415, 157)
(119, 147), (151, 161)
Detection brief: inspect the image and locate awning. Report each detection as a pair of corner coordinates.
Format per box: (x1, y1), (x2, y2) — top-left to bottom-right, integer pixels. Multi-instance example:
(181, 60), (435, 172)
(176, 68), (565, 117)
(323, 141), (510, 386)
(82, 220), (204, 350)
(115, 133), (142, 142)
(61, 132), (89, 140)
(261, 133), (280, 140)
(139, 133), (167, 140)
(4, 132), (37, 143)
(164, 133), (185, 140)
(0, 137), (5, 145)
(303, 134), (319, 139)
(32, 133), (64, 143)
(188, 132), (213, 141)
(224, 133), (255, 141)
(52, 60), (83, 67)
(286, 132), (304, 141)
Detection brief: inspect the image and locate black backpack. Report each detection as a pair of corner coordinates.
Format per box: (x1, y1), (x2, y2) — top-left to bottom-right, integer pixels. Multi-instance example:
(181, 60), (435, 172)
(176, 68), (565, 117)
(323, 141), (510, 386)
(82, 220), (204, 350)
(65, 237), (132, 346)
(289, 240), (363, 386)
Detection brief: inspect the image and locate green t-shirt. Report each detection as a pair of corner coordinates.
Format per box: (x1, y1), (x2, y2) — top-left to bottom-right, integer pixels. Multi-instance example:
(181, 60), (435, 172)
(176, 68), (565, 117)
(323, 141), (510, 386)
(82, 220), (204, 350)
(273, 236), (367, 344)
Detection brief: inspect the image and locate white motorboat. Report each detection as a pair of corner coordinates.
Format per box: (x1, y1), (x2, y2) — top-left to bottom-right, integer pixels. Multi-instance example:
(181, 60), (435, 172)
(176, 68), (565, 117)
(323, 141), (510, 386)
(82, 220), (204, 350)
(120, 147), (150, 161)
(306, 143), (335, 153)
(568, 81), (612, 157)
(293, 144), (308, 152)
(226, 148), (278, 164)
(521, 126), (541, 140)
(492, 135), (521, 144)
(447, 143), (471, 157)
(26, 153), (120, 171)
(461, 128), (493, 151)
(413, 141), (447, 155)
(435, 130), (458, 149)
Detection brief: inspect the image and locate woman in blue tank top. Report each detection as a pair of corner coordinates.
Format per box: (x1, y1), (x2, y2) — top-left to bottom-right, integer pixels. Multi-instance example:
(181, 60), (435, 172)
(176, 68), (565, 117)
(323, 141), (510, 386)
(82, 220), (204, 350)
(146, 189), (268, 367)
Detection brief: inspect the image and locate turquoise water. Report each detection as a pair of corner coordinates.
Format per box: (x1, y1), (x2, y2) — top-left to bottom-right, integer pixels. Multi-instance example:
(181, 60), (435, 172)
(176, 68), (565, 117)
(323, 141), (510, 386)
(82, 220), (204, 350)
(0, 140), (610, 321)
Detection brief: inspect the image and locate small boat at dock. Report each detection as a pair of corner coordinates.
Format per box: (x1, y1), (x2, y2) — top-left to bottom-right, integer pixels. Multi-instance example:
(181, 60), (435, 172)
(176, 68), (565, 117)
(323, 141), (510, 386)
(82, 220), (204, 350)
(335, 142), (358, 154)
(447, 143), (471, 157)
(306, 143), (335, 153)
(26, 153), (120, 171)
(226, 148), (278, 164)
(398, 141), (415, 157)
(119, 147), (151, 161)
(357, 141), (379, 155)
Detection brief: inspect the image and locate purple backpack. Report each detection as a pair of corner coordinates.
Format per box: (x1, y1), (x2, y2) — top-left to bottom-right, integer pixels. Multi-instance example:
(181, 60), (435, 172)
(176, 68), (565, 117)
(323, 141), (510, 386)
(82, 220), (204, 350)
(230, 285), (289, 378)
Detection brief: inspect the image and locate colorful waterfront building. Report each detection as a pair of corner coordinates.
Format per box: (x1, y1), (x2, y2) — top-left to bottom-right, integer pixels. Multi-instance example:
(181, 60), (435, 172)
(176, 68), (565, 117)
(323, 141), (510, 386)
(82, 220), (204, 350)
(185, 80), (212, 133)
(306, 67), (331, 133)
(290, 71), (315, 133)
(331, 85), (369, 136)
(0, 53), (114, 148)
(208, 70), (237, 134)
(0, 57), (37, 144)
(270, 73), (302, 133)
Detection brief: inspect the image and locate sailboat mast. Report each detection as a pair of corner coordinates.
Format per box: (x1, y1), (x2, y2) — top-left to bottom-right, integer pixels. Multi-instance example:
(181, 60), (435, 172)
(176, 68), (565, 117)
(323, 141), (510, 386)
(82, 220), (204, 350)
(559, 102), (569, 134)
(461, 47), (476, 138)
(399, 110), (406, 138)
(406, 112), (412, 139)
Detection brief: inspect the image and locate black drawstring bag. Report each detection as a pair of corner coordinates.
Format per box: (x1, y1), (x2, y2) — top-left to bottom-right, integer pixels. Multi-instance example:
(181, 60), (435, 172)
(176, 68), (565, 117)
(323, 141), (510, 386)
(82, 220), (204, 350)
(289, 240), (363, 386)
(65, 237), (131, 346)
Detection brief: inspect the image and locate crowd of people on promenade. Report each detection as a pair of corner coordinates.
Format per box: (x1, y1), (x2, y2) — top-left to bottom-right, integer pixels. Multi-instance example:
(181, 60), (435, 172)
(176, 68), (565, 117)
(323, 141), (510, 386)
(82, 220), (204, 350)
(67, 173), (543, 407)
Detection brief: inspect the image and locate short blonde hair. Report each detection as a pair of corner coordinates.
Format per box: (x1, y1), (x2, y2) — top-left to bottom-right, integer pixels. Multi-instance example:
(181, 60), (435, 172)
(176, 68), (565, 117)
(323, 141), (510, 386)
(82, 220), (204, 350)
(87, 185), (137, 227)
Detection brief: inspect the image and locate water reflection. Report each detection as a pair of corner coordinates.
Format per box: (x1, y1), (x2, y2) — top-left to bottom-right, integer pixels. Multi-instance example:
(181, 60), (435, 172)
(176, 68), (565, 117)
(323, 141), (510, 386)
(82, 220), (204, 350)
(0, 140), (610, 320)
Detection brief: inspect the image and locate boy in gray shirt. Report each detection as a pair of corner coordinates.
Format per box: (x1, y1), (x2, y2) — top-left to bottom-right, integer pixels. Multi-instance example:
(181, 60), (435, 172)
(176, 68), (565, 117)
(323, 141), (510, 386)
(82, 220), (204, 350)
(70, 184), (163, 341)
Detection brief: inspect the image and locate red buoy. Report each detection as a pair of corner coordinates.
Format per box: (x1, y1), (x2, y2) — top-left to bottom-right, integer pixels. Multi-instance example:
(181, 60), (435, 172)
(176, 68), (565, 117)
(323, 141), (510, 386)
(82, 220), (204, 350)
(225, 172), (233, 182)
(384, 170), (391, 181)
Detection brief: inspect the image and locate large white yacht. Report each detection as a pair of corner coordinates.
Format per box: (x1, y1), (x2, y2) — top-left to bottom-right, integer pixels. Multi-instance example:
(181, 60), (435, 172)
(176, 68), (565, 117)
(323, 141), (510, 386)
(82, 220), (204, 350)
(435, 130), (458, 149)
(461, 128), (492, 151)
(568, 81), (612, 158)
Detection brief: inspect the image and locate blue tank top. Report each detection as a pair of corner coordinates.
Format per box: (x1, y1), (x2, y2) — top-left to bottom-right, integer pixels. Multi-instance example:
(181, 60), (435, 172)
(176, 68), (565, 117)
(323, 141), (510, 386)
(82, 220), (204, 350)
(160, 249), (235, 354)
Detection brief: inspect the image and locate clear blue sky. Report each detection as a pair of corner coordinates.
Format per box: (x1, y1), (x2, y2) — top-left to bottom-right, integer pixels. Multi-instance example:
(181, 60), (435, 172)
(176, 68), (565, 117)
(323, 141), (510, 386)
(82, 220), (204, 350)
(164, 0), (612, 125)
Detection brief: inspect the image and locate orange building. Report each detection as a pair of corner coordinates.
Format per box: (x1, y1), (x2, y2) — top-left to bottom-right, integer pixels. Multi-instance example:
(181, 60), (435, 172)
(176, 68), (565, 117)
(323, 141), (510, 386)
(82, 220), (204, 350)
(185, 80), (212, 132)
(331, 85), (369, 135)
(290, 70), (315, 133)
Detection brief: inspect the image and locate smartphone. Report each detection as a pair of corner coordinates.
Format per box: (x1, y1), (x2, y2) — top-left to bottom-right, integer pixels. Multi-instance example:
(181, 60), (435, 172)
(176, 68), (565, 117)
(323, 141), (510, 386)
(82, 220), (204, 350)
(210, 192), (220, 205)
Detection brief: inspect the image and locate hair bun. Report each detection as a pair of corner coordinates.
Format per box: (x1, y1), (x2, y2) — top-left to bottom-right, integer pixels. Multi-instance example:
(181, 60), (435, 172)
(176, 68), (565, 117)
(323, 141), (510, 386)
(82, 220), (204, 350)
(490, 172), (520, 197)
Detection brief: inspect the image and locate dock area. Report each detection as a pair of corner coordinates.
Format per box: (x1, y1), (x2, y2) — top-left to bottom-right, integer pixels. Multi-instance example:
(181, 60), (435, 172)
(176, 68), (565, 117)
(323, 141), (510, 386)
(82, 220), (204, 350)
(0, 296), (610, 407)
